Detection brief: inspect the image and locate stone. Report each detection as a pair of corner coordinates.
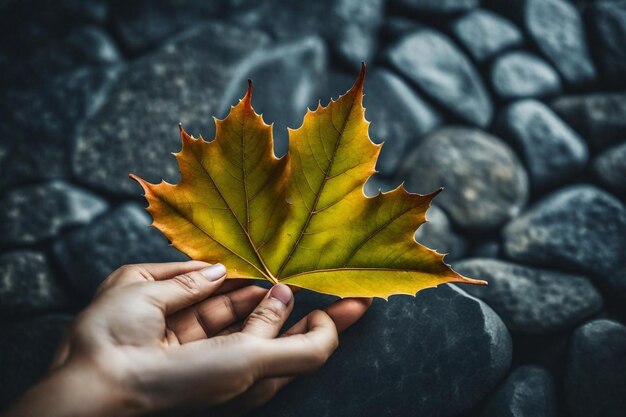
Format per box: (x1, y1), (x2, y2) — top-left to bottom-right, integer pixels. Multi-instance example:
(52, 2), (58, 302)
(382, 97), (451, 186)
(491, 51), (562, 100)
(593, 141), (626, 194)
(364, 69), (442, 176)
(415, 205), (467, 260)
(0, 315), (74, 410)
(0, 251), (71, 316)
(481, 366), (557, 417)
(221, 36), (328, 157)
(565, 319), (626, 417)
(0, 181), (108, 246)
(54, 203), (187, 297)
(605, 265), (626, 303)
(0, 66), (120, 190)
(230, 0), (385, 69)
(503, 185), (626, 276)
(524, 0), (596, 84)
(402, 127), (529, 231)
(254, 284), (512, 417)
(386, 29), (493, 127)
(109, 0), (222, 53)
(381, 17), (424, 40)
(452, 9), (523, 62)
(551, 93), (626, 150)
(456, 258), (602, 334)
(392, 0), (479, 13)
(497, 99), (588, 190)
(471, 239), (501, 258)
(73, 23), (271, 195)
(586, 1), (626, 86)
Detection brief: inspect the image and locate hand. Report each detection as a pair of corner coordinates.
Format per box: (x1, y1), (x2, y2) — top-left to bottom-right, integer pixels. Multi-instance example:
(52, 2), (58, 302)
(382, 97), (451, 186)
(7, 261), (371, 417)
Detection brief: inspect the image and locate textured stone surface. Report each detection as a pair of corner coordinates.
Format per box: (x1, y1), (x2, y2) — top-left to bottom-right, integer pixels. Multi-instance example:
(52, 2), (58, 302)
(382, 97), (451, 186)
(551, 93), (626, 150)
(254, 285), (512, 417)
(453, 9), (523, 62)
(503, 185), (626, 276)
(491, 51), (561, 99)
(456, 258), (602, 334)
(0, 315), (74, 410)
(386, 29), (493, 127)
(73, 23), (270, 195)
(403, 127), (529, 231)
(481, 366), (557, 417)
(393, 0), (478, 13)
(221, 36), (327, 157)
(524, 0), (596, 84)
(415, 205), (467, 260)
(565, 319), (626, 417)
(0, 182), (108, 246)
(53, 203), (187, 297)
(587, 1), (626, 85)
(593, 141), (626, 194)
(0, 251), (71, 316)
(497, 99), (588, 190)
(0, 66), (119, 189)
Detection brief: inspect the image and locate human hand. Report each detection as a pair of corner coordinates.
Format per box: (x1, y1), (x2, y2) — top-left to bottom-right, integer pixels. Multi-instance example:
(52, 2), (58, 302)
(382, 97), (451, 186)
(7, 261), (371, 417)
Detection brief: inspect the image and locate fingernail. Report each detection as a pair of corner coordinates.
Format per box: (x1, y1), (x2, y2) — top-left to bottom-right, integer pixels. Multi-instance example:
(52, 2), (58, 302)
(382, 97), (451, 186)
(270, 284), (292, 305)
(200, 264), (226, 281)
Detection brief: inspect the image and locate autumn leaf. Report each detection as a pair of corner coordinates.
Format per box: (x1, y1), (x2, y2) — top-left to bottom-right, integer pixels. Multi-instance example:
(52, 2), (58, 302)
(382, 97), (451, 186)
(130, 64), (485, 299)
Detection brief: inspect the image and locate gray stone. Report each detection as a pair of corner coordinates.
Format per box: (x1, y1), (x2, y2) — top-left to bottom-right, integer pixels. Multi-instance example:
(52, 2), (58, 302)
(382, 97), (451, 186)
(386, 29), (493, 127)
(524, 0), (596, 84)
(109, 0), (222, 53)
(498, 99), (588, 190)
(415, 205), (467, 260)
(254, 284), (512, 417)
(452, 9), (523, 62)
(481, 366), (557, 417)
(587, 1), (626, 85)
(0, 315), (74, 410)
(0, 66), (119, 190)
(73, 23), (271, 195)
(565, 319), (626, 417)
(365, 69), (442, 176)
(54, 203), (187, 297)
(402, 127), (529, 231)
(605, 265), (626, 303)
(503, 185), (626, 276)
(593, 141), (626, 194)
(551, 93), (626, 150)
(456, 258), (602, 334)
(393, 0), (479, 13)
(222, 36), (328, 157)
(0, 251), (71, 316)
(0, 181), (108, 246)
(491, 51), (562, 100)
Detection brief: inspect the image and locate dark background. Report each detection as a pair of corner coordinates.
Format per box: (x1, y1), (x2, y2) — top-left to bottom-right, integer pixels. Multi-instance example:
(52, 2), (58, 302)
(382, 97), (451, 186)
(1, 0), (625, 416)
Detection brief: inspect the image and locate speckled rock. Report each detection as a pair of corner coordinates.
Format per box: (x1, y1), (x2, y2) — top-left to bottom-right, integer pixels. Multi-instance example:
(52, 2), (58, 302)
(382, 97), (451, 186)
(491, 51), (561, 99)
(593, 141), (626, 194)
(402, 127), (529, 231)
(551, 93), (626, 150)
(565, 319), (626, 417)
(53, 203), (187, 297)
(0, 251), (71, 316)
(415, 205), (467, 260)
(0, 182), (108, 246)
(524, 0), (596, 84)
(72, 22), (270, 195)
(254, 284), (512, 417)
(497, 99), (588, 190)
(456, 258), (602, 334)
(386, 29), (493, 127)
(452, 9), (523, 62)
(481, 366), (557, 417)
(503, 185), (626, 276)
(587, 1), (626, 85)
(393, 0), (479, 13)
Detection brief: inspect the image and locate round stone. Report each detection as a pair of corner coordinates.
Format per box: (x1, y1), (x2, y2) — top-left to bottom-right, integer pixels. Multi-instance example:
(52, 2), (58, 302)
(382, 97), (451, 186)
(491, 51), (561, 100)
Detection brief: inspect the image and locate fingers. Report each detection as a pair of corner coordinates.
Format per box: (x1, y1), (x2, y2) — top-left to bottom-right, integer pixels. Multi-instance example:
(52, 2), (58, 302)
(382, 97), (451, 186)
(241, 284), (294, 339)
(168, 285), (268, 342)
(143, 263), (227, 314)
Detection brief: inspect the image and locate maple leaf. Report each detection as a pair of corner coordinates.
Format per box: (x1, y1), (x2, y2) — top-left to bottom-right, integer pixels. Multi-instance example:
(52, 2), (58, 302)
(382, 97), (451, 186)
(130, 64), (485, 299)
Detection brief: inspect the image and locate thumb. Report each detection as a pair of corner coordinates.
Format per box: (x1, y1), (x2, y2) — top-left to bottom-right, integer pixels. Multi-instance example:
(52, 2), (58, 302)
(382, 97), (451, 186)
(142, 263), (227, 314)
